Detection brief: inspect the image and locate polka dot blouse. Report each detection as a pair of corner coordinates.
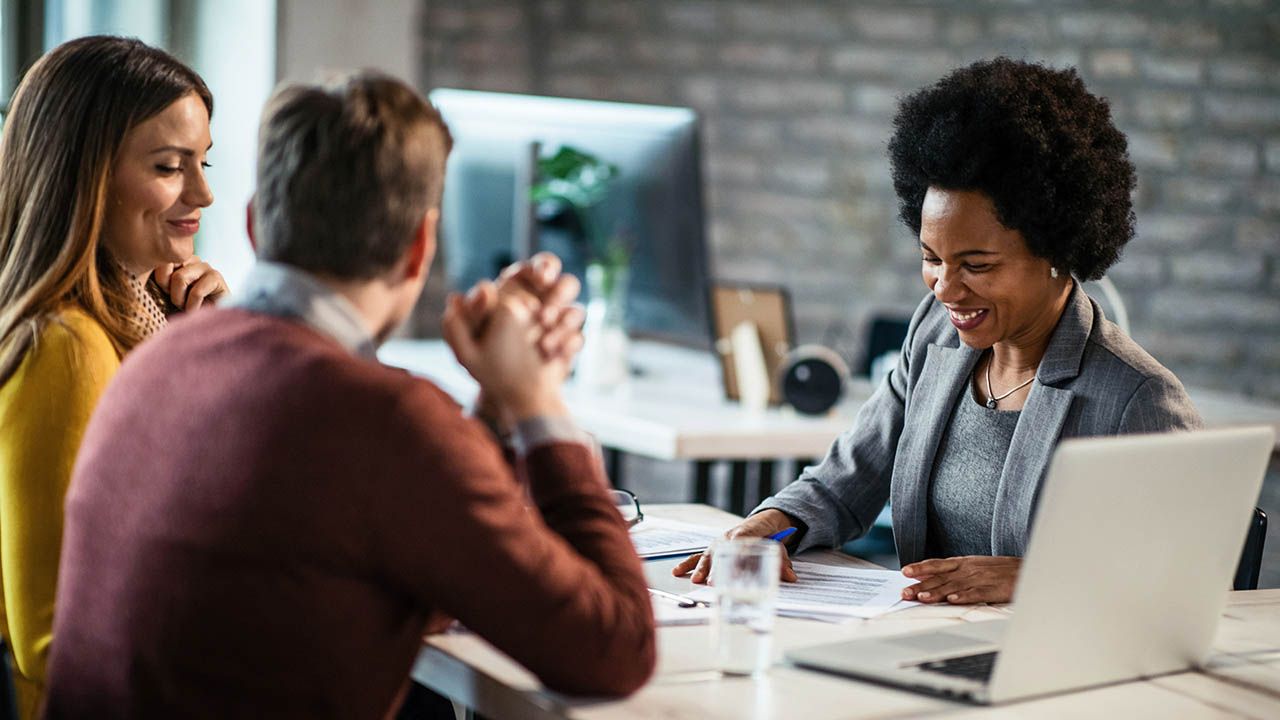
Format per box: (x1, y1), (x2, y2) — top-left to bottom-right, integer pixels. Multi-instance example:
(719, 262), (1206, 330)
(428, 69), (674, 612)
(122, 267), (169, 338)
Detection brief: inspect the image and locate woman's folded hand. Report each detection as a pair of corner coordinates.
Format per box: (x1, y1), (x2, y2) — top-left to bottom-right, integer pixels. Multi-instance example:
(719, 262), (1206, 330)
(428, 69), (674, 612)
(900, 555), (1022, 605)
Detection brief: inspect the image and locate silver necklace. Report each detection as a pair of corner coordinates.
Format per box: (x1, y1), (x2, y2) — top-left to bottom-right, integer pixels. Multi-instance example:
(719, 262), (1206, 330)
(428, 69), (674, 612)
(984, 356), (1035, 409)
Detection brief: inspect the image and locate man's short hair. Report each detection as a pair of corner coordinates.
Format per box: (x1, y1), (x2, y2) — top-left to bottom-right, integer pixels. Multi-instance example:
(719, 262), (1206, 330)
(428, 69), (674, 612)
(252, 72), (452, 279)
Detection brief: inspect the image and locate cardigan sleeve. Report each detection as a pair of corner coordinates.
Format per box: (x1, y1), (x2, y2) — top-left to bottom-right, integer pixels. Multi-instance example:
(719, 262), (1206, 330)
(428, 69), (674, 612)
(0, 313), (119, 691)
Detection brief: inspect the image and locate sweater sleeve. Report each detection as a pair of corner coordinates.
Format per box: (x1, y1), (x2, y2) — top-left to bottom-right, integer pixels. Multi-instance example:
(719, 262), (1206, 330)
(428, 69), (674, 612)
(371, 388), (655, 697)
(0, 314), (119, 692)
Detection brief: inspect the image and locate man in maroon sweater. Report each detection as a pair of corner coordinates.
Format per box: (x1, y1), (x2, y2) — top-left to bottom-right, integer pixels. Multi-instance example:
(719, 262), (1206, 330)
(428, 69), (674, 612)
(45, 73), (655, 719)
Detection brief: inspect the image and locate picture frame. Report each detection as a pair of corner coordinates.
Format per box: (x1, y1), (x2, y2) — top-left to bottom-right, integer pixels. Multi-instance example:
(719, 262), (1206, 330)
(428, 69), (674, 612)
(708, 282), (794, 405)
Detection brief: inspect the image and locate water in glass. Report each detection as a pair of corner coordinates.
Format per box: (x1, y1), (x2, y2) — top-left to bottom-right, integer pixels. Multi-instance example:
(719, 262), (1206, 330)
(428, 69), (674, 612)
(710, 538), (781, 676)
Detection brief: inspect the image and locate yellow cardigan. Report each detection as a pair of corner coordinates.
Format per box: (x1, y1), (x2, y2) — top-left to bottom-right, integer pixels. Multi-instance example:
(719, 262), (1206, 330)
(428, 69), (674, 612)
(0, 309), (119, 719)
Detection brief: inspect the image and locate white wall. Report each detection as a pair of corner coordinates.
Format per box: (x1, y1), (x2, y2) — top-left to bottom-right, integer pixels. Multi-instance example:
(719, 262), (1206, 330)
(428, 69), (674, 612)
(188, 1), (276, 291)
(276, 0), (418, 85)
(191, 0), (417, 292)
(44, 0), (166, 48)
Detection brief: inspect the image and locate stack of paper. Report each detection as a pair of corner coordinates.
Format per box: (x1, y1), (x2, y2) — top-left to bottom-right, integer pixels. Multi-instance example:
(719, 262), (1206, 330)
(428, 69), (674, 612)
(686, 560), (919, 623)
(628, 517), (724, 559)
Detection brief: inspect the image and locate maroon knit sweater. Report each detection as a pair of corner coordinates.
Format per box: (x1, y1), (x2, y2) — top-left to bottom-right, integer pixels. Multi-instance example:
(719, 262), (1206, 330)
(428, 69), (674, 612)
(44, 309), (655, 719)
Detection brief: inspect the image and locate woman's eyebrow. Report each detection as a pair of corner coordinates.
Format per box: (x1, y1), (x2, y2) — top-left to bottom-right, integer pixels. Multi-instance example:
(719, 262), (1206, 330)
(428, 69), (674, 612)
(147, 145), (197, 156)
(919, 241), (998, 257)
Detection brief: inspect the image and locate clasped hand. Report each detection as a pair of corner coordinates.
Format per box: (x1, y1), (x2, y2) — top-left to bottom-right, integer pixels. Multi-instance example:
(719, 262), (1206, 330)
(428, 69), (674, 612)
(442, 252), (585, 423)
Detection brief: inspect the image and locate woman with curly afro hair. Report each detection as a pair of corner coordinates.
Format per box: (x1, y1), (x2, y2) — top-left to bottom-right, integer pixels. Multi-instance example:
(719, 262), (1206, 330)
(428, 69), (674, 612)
(677, 58), (1202, 605)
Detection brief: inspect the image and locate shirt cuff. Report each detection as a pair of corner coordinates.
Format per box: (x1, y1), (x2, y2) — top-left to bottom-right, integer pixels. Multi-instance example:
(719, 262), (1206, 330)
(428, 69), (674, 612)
(512, 415), (591, 455)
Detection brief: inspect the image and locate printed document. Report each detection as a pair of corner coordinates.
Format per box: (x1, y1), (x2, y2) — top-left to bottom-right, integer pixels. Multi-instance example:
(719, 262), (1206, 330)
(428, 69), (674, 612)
(688, 559), (919, 621)
(629, 517), (724, 559)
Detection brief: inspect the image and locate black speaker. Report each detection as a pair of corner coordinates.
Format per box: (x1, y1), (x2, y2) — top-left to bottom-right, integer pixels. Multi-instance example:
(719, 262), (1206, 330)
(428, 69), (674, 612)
(779, 345), (849, 415)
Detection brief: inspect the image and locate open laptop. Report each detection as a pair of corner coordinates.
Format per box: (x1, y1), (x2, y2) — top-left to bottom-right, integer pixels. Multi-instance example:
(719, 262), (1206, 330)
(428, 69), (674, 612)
(786, 426), (1275, 704)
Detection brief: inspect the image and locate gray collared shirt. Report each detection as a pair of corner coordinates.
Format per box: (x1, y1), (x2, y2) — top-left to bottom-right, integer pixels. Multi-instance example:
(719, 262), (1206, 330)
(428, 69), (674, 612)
(228, 261), (589, 454)
(229, 261), (378, 359)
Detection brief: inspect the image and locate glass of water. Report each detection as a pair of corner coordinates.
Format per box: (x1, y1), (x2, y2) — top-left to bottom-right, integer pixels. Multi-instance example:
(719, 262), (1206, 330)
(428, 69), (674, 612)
(710, 537), (781, 676)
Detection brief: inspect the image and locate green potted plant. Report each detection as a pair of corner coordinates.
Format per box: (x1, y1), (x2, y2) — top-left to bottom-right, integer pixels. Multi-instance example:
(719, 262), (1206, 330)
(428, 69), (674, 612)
(530, 146), (631, 387)
(529, 146), (631, 299)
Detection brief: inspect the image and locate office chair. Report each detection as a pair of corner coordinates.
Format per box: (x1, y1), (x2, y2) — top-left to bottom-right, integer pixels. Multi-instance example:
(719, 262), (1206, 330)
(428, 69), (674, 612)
(856, 315), (910, 378)
(0, 637), (17, 720)
(1080, 276), (1131, 336)
(1234, 507), (1267, 591)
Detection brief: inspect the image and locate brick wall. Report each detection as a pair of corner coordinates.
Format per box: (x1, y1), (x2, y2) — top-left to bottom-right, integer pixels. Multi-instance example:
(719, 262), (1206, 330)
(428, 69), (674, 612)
(415, 0), (1280, 403)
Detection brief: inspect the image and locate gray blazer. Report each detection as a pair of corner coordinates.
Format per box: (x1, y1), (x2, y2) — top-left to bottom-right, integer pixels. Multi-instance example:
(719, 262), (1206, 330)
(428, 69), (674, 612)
(756, 283), (1202, 564)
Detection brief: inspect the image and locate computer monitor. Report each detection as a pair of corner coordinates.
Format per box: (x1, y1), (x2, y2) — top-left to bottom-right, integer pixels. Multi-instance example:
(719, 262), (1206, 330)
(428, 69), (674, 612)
(428, 88), (712, 349)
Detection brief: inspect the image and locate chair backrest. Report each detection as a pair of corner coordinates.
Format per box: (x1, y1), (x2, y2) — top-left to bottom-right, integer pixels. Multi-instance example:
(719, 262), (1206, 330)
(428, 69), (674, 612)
(1234, 507), (1268, 591)
(1080, 276), (1131, 336)
(0, 637), (18, 720)
(857, 315), (910, 378)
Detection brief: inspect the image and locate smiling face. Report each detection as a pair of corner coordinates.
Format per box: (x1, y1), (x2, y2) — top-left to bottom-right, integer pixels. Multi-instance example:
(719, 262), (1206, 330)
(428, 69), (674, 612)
(102, 93), (213, 276)
(920, 187), (1069, 352)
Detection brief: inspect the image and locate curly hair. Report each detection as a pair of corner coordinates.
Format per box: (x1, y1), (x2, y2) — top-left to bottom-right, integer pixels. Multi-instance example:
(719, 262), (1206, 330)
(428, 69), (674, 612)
(887, 57), (1135, 281)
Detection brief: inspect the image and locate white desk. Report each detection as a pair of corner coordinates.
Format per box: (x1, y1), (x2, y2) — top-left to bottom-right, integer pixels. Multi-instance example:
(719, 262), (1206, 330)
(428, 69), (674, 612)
(379, 339), (869, 461)
(379, 338), (1280, 457)
(380, 338), (874, 513)
(412, 504), (1280, 719)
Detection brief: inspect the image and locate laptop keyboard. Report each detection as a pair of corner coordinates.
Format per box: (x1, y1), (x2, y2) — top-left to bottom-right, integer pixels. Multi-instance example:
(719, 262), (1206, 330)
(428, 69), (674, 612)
(914, 651), (998, 682)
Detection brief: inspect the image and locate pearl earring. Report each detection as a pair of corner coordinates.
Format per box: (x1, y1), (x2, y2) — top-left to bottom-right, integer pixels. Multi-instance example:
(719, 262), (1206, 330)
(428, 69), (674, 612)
(1050, 267), (1059, 279)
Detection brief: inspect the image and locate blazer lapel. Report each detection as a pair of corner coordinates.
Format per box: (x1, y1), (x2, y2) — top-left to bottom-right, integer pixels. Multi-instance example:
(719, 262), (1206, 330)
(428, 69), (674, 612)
(991, 283), (1095, 556)
(892, 341), (980, 564)
(991, 384), (1073, 556)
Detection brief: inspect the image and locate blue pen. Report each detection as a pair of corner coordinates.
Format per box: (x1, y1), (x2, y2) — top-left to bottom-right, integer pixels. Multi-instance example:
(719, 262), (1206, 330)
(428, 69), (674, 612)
(767, 527), (797, 543)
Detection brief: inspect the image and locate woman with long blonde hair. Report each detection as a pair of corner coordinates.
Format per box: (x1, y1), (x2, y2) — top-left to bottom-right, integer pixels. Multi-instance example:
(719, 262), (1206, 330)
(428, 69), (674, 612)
(0, 35), (227, 717)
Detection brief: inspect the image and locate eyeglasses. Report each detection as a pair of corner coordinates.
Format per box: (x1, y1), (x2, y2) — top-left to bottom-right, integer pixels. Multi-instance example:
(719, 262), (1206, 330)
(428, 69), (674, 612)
(609, 488), (644, 528)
